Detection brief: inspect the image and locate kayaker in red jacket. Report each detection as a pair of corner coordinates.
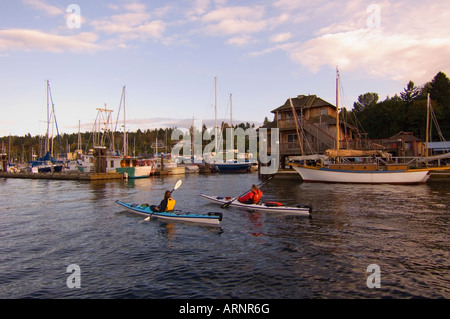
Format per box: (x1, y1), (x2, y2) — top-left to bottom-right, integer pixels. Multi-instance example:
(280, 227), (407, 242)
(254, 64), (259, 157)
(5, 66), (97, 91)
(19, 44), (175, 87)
(238, 184), (263, 204)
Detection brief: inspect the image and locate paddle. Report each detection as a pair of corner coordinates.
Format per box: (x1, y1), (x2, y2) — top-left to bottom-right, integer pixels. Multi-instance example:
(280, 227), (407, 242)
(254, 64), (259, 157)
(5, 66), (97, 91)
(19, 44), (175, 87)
(145, 179), (183, 221)
(221, 175), (274, 209)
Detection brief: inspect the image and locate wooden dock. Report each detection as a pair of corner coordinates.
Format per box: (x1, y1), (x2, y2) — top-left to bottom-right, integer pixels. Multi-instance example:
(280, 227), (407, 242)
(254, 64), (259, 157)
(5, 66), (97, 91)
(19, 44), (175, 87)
(0, 171), (124, 181)
(429, 172), (450, 182)
(273, 169), (303, 180)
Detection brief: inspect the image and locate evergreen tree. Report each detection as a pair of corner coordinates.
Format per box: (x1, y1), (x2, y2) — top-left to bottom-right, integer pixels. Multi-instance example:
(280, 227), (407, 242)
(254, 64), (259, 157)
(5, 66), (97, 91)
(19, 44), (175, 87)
(400, 81), (420, 105)
(353, 92), (379, 113)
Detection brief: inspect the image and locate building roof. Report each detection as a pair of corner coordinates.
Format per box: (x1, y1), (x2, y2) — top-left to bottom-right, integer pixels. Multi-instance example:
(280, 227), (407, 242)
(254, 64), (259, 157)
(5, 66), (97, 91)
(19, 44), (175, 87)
(271, 95), (335, 113)
(386, 131), (422, 142)
(427, 141), (450, 151)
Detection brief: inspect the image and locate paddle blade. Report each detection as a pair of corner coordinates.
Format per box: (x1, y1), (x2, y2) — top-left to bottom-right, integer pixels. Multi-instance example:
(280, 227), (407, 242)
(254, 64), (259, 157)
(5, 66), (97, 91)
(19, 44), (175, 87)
(144, 216), (151, 221)
(174, 180), (183, 190)
(221, 199), (235, 209)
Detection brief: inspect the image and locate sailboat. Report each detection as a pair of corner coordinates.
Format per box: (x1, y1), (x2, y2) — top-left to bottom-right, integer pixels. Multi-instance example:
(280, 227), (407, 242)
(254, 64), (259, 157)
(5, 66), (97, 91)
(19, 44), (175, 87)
(210, 78), (252, 173)
(29, 80), (64, 173)
(289, 69), (449, 184)
(113, 86), (155, 179)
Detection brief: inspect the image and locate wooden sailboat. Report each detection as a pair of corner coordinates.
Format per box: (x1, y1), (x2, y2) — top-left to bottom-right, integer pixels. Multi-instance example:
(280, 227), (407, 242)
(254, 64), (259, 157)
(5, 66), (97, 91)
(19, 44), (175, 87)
(289, 69), (449, 184)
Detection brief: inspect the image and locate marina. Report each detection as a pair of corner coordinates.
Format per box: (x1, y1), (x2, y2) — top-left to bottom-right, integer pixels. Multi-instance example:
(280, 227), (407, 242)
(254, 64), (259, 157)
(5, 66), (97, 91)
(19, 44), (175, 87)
(2, 0), (450, 305)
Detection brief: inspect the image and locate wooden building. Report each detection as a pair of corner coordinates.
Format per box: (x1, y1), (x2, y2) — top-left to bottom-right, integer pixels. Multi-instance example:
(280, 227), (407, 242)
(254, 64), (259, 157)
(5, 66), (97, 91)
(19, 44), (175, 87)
(261, 94), (358, 167)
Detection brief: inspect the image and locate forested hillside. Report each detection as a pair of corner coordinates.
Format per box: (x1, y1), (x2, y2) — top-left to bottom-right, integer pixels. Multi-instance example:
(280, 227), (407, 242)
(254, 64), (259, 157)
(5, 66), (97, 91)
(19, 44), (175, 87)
(345, 71), (450, 141)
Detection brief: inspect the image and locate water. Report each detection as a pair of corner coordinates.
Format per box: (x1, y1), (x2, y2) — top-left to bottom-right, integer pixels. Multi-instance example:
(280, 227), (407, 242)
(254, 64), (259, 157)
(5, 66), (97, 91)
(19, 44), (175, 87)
(0, 174), (449, 299)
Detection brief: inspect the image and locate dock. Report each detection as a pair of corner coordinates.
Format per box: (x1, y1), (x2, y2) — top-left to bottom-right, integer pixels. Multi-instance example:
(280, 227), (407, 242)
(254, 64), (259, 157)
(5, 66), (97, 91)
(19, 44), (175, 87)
(0, 171), (124, 181)
(429, 172), (450, 182)
(272, 169), (303, 180)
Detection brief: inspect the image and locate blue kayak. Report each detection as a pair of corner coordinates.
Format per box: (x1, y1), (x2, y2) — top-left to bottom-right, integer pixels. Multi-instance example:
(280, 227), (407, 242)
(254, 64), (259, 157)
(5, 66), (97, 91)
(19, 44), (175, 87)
(115, 200), (223, 225)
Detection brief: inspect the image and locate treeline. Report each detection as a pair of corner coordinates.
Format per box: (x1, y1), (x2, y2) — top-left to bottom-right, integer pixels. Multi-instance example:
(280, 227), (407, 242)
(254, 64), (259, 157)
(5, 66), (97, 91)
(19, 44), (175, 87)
(344, 71), (450, 141)
(1, 122), (256, 163)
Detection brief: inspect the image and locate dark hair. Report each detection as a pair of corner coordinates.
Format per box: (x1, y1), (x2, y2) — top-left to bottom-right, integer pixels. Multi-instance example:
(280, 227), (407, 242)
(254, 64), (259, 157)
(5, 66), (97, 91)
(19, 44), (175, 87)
(164, 190), (172, 199)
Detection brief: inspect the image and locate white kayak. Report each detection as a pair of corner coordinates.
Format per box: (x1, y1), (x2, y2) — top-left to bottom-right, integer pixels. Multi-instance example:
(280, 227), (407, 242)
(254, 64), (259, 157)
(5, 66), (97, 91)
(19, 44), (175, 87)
(199, 194), (312, 217)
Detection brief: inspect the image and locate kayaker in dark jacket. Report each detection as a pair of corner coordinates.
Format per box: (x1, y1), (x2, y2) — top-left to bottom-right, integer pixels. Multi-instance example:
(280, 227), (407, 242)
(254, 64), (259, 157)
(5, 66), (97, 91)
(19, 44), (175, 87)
(238, 184), (262, 204)
(151, 190), (176, 212)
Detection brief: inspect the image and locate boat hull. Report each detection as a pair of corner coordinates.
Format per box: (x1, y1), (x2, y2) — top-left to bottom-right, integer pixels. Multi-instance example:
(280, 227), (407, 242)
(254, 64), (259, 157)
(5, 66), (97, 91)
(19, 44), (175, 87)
(115, 200), (222, 225)
(292, 165), (430, 184)
(200, 194), (312, 216)
(213, 162), (252, 173)
(116, 166), (154, 179)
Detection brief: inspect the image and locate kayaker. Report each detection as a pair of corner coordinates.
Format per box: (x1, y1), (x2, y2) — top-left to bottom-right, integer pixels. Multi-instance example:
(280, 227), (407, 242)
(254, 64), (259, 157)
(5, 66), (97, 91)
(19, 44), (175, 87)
(151, 190), (176, 212)
(238, 184), (263, 204)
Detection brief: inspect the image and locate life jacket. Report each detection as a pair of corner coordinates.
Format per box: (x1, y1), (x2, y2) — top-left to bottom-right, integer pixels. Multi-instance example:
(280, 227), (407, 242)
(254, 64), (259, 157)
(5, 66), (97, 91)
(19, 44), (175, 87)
(238, 190), (262, 204)
(251, 190), (262, 204)
(166, 198), (176, 211)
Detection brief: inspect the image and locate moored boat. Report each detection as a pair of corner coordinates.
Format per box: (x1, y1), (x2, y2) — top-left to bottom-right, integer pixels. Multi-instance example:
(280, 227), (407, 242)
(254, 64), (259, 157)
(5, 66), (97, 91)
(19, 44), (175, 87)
(290, 163), (430, 184)
(115, 200), (223, 225)
(212, 161), (252, 173)
(115, 157), (155, 179)
(286, 69), (450, 184)
(199, 194), (312, 217)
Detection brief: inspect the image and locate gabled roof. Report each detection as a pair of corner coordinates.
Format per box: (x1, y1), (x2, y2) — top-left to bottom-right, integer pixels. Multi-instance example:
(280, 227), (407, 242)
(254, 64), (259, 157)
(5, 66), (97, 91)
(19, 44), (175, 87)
(271, 95), (335, 113)
(387, 131), (422, 142)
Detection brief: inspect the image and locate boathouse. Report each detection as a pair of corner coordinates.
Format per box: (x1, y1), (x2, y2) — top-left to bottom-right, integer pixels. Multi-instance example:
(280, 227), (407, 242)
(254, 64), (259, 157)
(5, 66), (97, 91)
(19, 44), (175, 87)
(261, 94), (358, 168)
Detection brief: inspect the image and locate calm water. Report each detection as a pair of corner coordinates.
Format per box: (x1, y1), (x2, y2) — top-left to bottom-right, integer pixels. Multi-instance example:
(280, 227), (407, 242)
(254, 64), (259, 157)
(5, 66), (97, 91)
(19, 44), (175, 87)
(0, 173), (449, 299)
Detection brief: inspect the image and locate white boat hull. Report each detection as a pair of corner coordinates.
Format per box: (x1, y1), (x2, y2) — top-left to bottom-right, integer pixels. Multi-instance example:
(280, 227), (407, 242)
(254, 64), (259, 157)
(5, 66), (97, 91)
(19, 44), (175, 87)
(292, 166), (430, 184)
(200, 194), (311, 216)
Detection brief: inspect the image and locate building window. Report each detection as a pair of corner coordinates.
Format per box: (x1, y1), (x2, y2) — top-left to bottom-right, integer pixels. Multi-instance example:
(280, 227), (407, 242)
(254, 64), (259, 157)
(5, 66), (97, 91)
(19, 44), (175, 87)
(288, 134), (298, 143)
(321, 108), (327, 116)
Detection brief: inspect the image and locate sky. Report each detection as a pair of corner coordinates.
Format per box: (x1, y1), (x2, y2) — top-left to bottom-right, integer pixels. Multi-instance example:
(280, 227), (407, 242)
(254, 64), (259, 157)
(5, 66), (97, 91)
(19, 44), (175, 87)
(1, 0), (449, 137)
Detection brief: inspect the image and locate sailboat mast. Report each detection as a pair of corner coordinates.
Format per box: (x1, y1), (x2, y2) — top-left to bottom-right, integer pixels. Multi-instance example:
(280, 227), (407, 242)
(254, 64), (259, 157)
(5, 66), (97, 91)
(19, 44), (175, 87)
(78, 120), (81, 152)
(230, 93), (232, 128)
(426, 93), (430, 157)
(46, 80), (50, 154)
(214, 77), (218, 152)
(289, 98), (304, 156)
(336, 67), (340, 153)
(123, 85), (127, 157)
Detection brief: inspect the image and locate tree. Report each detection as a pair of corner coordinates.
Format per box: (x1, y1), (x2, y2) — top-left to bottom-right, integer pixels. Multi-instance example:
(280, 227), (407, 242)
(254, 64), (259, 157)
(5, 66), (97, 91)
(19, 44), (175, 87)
(400, 81), (420, 105)
(353, 92), (379, 113)
(429, 71), (450, 106)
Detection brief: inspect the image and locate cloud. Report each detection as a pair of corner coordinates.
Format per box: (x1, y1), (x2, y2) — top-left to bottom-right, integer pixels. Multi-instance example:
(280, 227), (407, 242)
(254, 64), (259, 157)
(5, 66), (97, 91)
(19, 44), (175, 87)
(22, 0), (63, 16)
(200, 6), (267, 36)
(259, 0), (450, 83)
(270, 32), (291, 43)
(0, 29), (100, 53)
(90, 3), (167, 44)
